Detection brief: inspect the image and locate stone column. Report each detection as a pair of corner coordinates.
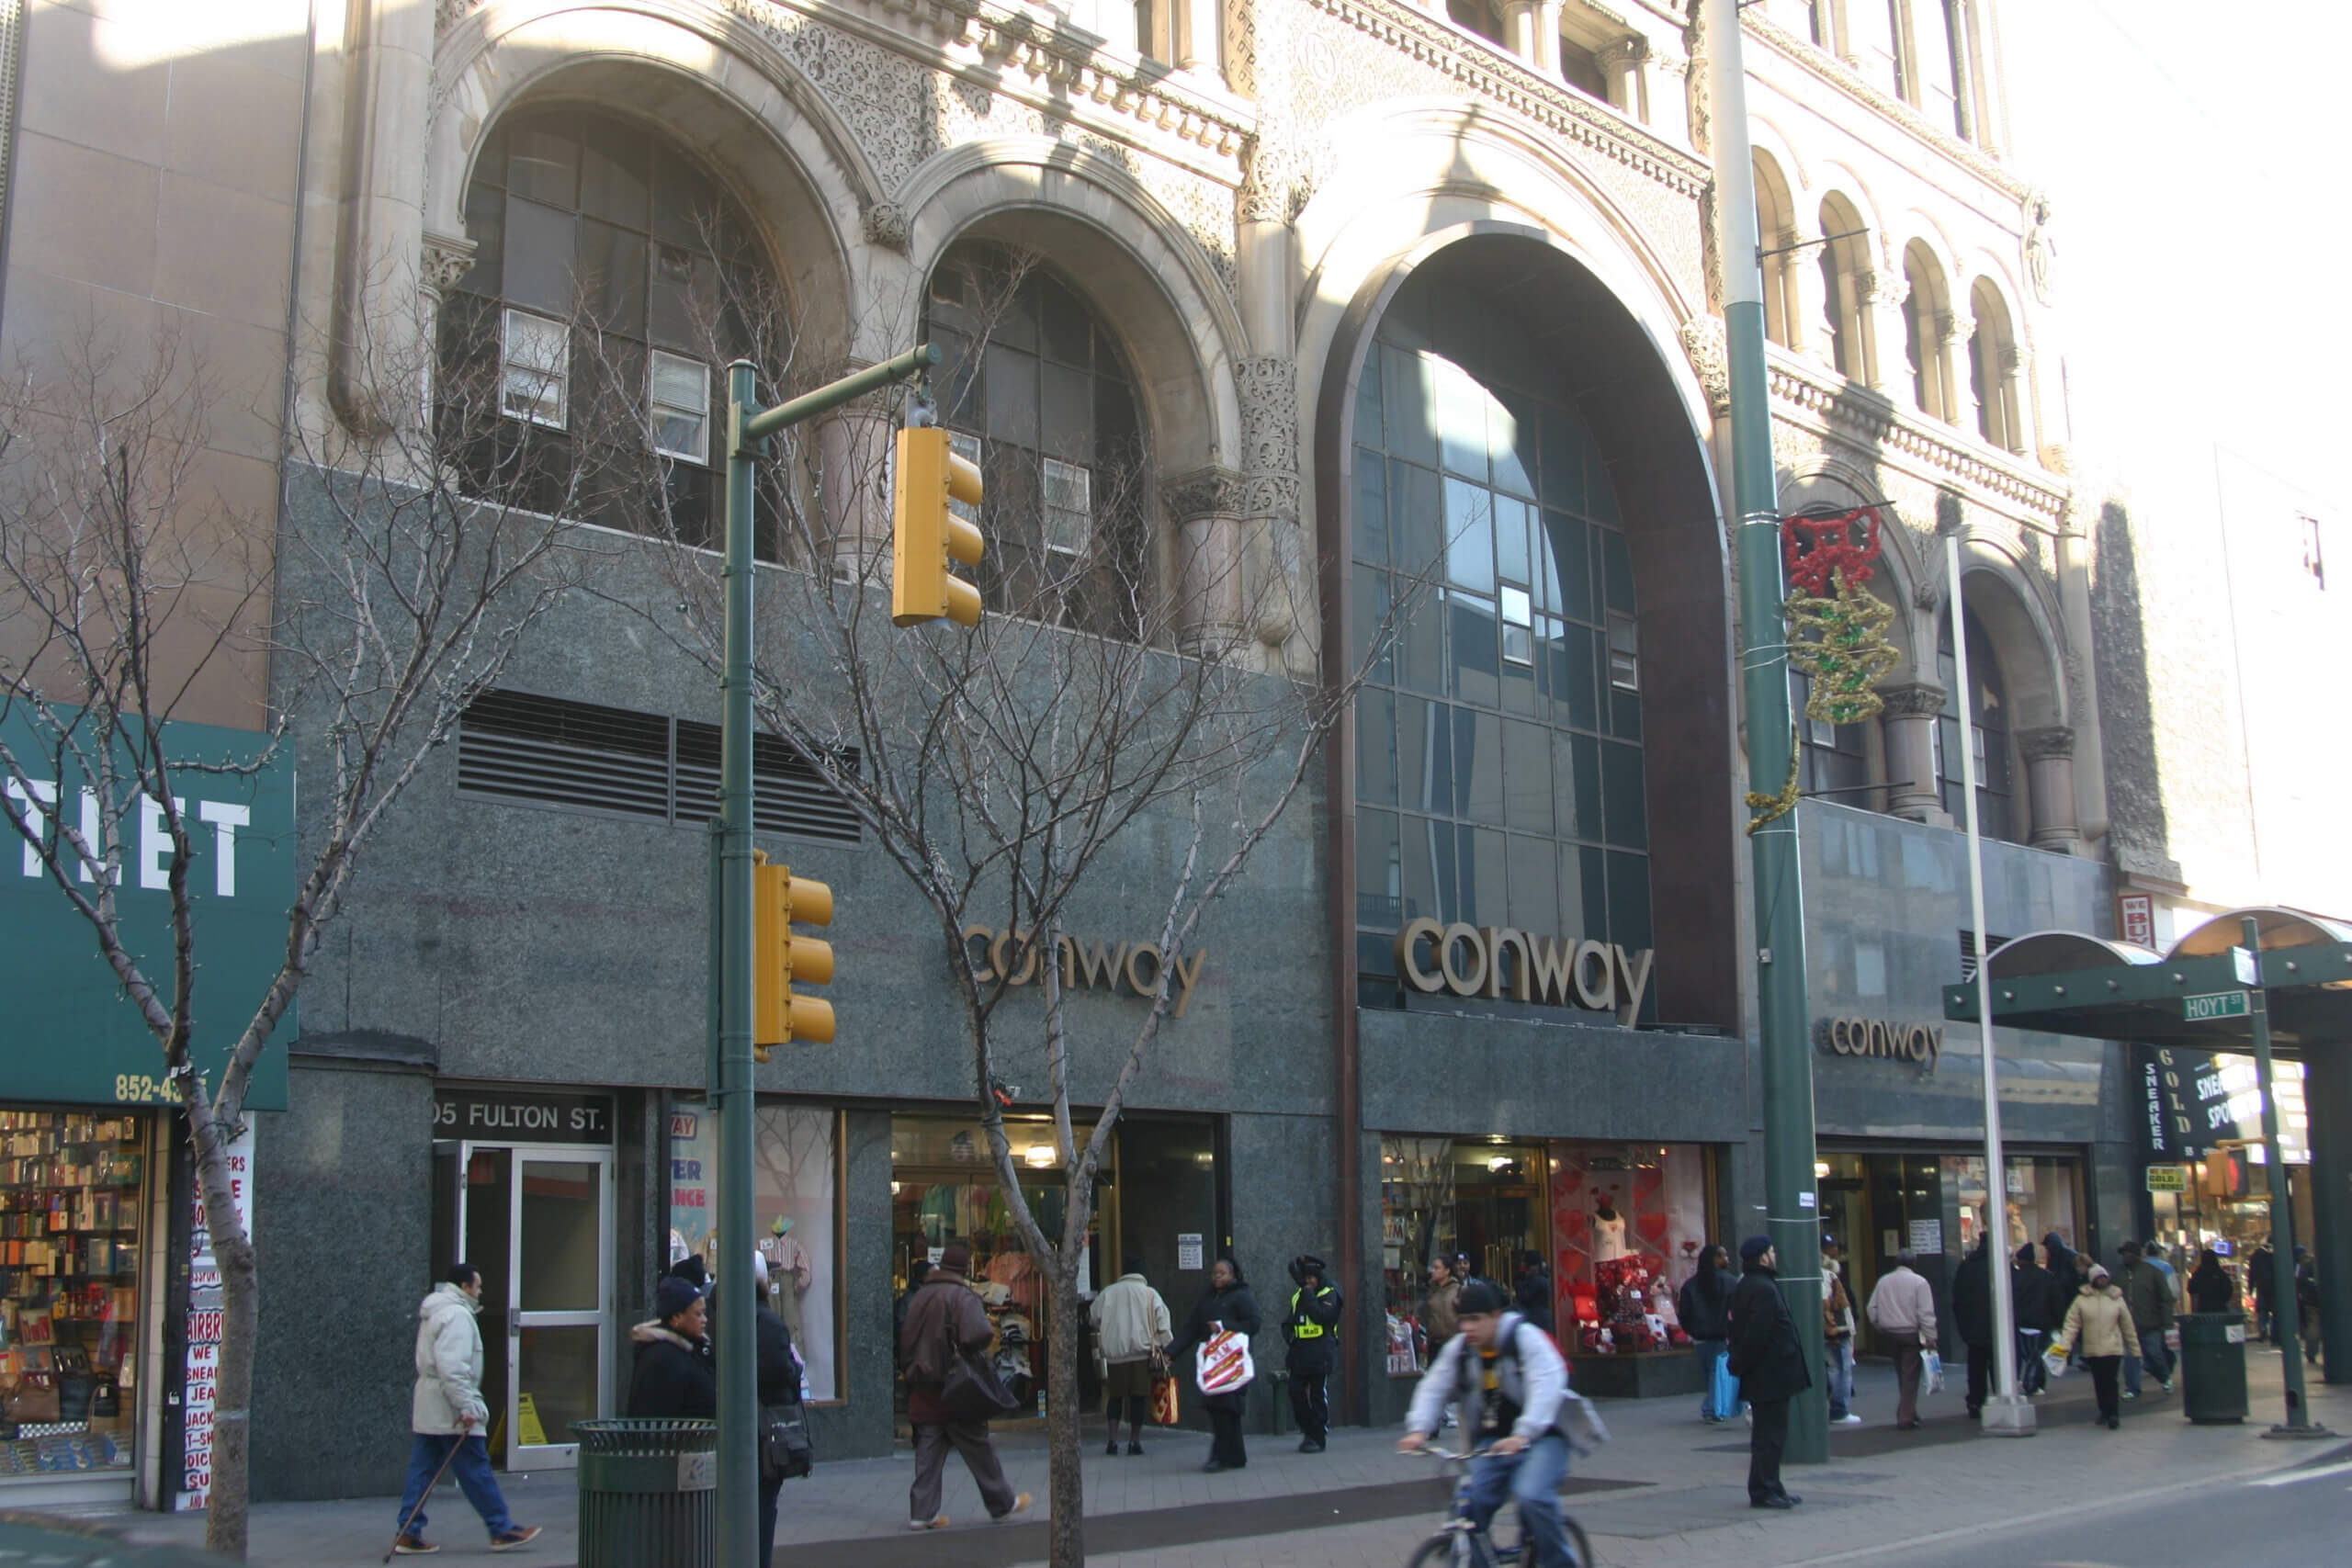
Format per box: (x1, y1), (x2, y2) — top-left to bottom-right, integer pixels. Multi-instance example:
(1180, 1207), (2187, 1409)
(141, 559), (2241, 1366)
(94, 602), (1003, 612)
(1535, 0), (1566, 74)
(1781, 226), (1820, 358)
(1598, 37), (1652, 121)
(1501, 1), (1544, 64)
(1879, 682), (1951, 825)
(1178, 0), (1224, 83)
(817, 393), (897, 580)
(1860, 268), (1909, 400)
(1163, 468), (1250, 655)
(2018, 725), (2081, 853)
(331, 0), (436, 434)
(1995, 343), (2027, 454)
(1939, 310), (1973, 432)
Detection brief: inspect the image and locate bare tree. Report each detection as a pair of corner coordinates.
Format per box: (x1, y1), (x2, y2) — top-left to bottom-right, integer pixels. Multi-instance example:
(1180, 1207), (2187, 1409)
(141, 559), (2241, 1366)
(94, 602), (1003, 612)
(0, 305), (613, 1557)
(628, 247), (1404, 1568)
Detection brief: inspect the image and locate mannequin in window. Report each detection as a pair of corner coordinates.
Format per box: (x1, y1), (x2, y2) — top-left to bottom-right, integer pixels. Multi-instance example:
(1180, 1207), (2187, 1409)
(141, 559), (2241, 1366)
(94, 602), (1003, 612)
(1593, 1194), (1628, 1263)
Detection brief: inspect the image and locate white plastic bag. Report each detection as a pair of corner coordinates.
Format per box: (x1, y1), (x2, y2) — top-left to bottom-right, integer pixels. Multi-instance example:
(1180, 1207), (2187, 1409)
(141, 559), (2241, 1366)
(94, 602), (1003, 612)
(1922, 1349), (1945, 1393)
(1195, 1328), (1255, 1395)
(2042, 1348), (2071, 1381)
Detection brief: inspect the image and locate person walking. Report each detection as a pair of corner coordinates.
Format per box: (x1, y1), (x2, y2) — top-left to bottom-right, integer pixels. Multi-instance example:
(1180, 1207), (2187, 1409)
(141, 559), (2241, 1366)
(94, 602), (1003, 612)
(2295, 1247), (2321, 1362)
(1089, 1255), (1171, 1456)
(1282, 1255), (1343, 1452)
(1866, 1249), (1937, 1430)
(2054, 1264), (2137, 1430)
(1677, 1244), (1738, 1424)
(1424, 1254), (1464, 1356)
(393, 1263), (541, 1555)
(1951, 1235), (1996, 1420)
(2188, 1247), (2239, 1314)
(1513, 1251), (1555, 1336)
(1821, 1235), (1860, 1425)
(1171, 1254), (1261, 1472)
(2115, 1242), (2174, 1396)
(1396, 1278), (1609, 1567)
(750, 1254), (801, 1568)
(899, 1242), (1032, 1531)
(1727, 1237), (1809, 1509)
(628, 1274), (717, 1417)
(2248, 1237), (2278, 1342)
(2010, 1244), (2058, 1395)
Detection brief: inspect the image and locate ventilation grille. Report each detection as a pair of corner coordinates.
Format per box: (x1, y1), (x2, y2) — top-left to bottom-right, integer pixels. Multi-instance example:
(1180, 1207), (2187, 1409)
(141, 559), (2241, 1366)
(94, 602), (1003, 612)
(459, 690), (862, 844)
(1957, 930), (2012, 981)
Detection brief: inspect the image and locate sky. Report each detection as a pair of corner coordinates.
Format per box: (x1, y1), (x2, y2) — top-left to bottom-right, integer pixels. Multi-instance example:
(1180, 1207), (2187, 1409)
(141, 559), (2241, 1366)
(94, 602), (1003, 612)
(2003, 0), (2346, 510)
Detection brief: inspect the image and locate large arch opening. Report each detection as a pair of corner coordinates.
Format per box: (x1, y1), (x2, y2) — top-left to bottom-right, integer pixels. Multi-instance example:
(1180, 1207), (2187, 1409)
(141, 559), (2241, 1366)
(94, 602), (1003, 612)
(1318, 232), (1736, 1032)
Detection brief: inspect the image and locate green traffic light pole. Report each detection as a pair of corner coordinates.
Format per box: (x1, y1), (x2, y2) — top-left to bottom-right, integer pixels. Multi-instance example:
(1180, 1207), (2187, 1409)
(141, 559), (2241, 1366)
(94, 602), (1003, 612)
(711, 343), (938, 1568)
(2242, 914), (2329, 1438)
(1705, 0), (1826, 1466)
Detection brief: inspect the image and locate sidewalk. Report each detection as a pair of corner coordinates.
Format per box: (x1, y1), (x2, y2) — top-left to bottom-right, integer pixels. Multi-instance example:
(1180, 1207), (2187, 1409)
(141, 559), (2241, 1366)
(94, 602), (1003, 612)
(85, 1355), (2350, 1566)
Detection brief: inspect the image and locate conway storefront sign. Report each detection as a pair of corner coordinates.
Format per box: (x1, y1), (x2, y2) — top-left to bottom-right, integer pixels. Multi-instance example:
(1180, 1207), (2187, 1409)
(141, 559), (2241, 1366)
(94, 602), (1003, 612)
(1815, 1015), (1942, 1072)
(1391, 919), (1655, 1025)
(1, 707), (294, 1110)
(963, 926), (1211, 1018)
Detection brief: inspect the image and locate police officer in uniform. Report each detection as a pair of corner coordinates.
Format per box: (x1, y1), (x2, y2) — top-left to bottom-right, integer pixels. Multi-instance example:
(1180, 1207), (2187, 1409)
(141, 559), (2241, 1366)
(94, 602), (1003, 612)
(1283, 1254), (1343, 1452)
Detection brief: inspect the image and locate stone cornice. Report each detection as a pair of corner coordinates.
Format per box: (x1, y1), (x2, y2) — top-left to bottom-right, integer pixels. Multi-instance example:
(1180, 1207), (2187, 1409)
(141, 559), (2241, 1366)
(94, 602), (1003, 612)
(1742, 12), (2030, 208)
(1765, 348), (2069, 525)
(1304, 0), (1710, 197)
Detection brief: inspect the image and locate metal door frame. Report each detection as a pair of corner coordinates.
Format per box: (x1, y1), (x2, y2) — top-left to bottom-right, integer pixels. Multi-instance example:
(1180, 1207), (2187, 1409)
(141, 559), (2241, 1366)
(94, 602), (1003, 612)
(454, 1140), (613, 1470)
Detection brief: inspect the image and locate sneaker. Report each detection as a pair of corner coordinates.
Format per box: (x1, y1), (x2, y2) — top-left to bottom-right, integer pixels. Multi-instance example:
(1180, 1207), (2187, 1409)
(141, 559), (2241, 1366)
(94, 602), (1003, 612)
(2121, 1391), (2138, 1401)
(1834, 1414), (1864, 1425)
(908, 1514), (949, 1531)
(392, 1540), (438, 1557)
(993, 1493), (1033, 1522)
(489, 1528), (541, 1552)
(2161, 1379), (2175, 1393)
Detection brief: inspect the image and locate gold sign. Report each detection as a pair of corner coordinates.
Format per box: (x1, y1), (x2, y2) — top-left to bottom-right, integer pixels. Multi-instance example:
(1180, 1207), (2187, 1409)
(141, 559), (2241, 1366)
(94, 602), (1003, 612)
(1390, 919), (1656, 1026)
(1818, 1016), (1941, 1071)
(2145, 1165), (2188, 1193)
(963, 927), (1209, 1019)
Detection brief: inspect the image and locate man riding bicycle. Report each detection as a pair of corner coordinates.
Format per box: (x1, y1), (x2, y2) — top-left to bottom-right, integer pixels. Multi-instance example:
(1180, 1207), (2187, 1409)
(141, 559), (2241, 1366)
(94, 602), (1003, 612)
(1397, 1279), (1605, 1568)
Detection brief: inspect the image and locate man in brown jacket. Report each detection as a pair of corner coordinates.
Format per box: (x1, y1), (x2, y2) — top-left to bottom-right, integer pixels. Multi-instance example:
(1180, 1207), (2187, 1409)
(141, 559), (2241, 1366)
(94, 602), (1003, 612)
(899, 1242), (1032, 1531)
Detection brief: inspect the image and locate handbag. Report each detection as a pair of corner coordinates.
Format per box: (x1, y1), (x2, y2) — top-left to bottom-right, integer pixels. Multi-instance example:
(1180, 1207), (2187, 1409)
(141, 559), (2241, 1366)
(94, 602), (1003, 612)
(941, 1348), (1022, 1423)
(1149, 1371), (1180, 1427)
(759, 1402), (813, 1482)
(1195, 1328), (1255, 1396)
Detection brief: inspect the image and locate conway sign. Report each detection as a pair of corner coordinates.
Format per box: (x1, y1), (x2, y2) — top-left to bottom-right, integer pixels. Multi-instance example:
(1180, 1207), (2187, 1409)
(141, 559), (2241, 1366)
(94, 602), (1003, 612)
(1392, 919), (1655, 1026)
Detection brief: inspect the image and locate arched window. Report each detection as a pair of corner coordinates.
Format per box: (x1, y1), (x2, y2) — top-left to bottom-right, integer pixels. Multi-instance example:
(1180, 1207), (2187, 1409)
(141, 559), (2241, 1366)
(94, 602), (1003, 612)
(1816, 196), (1871, 382)
(441, 108), (776, 553)
(1901, 240), (1952, 422)
(1967, 279), (2021, 453)
(922, 243), (1152, 641)
(1935, 607), (2018, 842)
(1753, 152), (1800, 351)
(1350, 271), (1653, 1016)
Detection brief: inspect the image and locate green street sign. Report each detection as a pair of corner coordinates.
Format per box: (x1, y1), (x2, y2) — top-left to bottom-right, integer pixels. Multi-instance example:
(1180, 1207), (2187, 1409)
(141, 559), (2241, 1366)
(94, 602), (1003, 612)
(2183, 990), (2251, 1022)
(1, 706), (294, 1110)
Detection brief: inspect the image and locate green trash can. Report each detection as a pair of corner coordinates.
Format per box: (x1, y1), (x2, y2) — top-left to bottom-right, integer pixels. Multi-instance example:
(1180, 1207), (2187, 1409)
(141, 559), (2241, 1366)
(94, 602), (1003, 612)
(2175, 1313), (2249, 1424)
(574, 1417), (718, 1568)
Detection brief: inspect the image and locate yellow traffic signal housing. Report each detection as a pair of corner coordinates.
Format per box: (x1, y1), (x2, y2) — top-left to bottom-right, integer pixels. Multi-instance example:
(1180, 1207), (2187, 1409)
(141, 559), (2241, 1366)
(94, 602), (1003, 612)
(891, 426), (986, 627)
(752, 851), (836, 1059)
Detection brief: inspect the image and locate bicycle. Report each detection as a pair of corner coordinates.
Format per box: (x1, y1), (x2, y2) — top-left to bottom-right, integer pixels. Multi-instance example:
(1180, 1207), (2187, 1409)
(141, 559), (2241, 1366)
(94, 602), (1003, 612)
(1406, 1444), (1597, 1568)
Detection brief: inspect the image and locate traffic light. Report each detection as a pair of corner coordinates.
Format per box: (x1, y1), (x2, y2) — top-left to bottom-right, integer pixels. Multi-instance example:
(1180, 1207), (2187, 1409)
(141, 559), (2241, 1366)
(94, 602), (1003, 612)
(752, 850), (835, 1060)
(890, 425), (985, 626)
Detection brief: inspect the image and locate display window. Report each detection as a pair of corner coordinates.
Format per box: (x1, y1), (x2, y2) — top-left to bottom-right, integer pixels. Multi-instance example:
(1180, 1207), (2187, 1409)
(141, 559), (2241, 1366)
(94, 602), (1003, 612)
(0, 1110), (149, 1482)
(666, 1102), (841, 1402)
(1548, 1143), (1712, 1357)
(1378, 1138), (1565, 1375)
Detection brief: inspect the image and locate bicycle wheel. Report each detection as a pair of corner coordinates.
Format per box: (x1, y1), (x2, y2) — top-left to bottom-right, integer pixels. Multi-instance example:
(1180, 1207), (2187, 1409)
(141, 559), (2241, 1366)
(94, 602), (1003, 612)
(1566, 1517), (1598, 1568)
(1407, 1529), (1486, 1568)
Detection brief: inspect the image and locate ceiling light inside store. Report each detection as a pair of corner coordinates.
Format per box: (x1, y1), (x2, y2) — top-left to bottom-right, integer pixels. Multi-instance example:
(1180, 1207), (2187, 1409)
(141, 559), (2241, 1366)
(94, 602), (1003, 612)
(1815, 1162), (1831, 1179)
(1025, 1144), (1057, 1168)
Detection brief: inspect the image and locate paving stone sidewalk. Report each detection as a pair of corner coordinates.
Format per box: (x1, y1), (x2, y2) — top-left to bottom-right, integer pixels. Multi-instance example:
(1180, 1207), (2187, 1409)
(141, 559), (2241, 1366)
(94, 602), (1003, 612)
(72, 1353), (2352, 1566)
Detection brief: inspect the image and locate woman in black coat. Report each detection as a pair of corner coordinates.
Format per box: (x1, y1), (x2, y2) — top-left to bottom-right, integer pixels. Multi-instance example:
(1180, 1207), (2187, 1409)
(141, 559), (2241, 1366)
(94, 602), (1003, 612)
(751, 1258), (801, 1568)
(2188, 1248), (2239, 1314)
(628, 1276), (718, 1418)
(1170, 1254), (1261, 1472)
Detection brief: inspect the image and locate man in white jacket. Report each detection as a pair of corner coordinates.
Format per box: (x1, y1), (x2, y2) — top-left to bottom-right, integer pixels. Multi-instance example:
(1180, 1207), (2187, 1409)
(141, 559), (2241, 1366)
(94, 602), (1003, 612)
(1865, 1250), (1939, 1432)
(1397, 1280), (1606, 1568)
(394, 1264), (540, 1554)
(1088, 1256), (1172, 1455)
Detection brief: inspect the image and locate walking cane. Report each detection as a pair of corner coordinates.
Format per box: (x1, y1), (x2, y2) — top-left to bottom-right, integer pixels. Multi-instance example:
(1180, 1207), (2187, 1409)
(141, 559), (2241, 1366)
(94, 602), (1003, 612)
(383, 1431), (468, 1562)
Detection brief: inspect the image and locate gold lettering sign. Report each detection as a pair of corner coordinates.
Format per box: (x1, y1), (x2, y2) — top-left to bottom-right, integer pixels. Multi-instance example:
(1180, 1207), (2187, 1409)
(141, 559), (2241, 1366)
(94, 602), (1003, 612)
(1816, 1016), (1941, 1072)
(1391, 919), (1657, 1027)
(963, 927), (1209, 1019)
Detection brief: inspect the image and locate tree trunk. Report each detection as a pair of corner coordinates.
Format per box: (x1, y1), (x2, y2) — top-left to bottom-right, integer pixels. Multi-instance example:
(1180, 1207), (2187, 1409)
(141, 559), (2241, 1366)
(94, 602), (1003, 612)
(197, 1122), (257, 1560)
(1045, 1264), (1086, 1568)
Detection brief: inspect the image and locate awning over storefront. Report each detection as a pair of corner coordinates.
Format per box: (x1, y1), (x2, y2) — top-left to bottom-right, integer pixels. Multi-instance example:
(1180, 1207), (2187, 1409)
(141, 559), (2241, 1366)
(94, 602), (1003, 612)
(1942, 908), (2352, 1052)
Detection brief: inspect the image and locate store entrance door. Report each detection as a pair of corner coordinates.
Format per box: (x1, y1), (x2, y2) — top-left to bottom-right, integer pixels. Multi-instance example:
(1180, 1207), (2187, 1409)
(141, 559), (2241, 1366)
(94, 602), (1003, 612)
(444, 1144), (613, 1469)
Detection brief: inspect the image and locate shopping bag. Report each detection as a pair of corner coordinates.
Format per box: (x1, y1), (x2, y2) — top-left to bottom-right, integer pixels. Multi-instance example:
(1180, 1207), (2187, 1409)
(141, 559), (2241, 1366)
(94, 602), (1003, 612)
(1196, 1328), (1255, 1395)
(2162, 1326), (2180, 1352)
(1149, 1373), (1180, 1427)
(2042, 1348), (2071, 1382)
(1710, 1348), (1742, 1419)
(1922, 1350), (1945, 1393)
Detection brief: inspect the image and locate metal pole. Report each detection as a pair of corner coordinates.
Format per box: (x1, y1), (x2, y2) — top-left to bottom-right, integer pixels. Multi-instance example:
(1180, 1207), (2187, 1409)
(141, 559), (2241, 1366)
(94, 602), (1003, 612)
(2244, 914), (2329, 1437)
(1946, 531), (2032, 1437)
(714, 359), (762, 1568)
(1705, 0), (1825, 1466)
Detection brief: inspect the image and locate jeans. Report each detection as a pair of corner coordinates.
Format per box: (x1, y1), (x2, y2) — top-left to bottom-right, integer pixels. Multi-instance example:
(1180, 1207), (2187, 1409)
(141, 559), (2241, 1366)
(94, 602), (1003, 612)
(1464, 1432), (1581, 1568)
(1747, 1397), (1791, 1502)
(1824, 1338), (1854, 1418)
(2137, 1328), (2174, 1384)
(396, 1433), (512, 1540)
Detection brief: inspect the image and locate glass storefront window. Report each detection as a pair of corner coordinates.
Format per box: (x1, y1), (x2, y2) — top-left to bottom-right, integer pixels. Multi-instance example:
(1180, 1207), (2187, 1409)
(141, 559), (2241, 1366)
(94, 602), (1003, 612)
(1550, 1143), (1712, 1355)
(0, 1111), (147, 1479)
(1379, 1138), (1546, 1375)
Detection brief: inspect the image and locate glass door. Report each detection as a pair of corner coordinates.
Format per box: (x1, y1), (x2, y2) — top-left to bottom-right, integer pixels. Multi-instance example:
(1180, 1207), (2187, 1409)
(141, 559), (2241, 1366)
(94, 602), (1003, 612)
(458, 1145), (611, 1469)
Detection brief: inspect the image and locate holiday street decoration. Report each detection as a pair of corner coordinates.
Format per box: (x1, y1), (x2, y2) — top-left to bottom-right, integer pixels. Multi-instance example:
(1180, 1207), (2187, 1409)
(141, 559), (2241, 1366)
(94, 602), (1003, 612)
(1781, 506), (1901, 727)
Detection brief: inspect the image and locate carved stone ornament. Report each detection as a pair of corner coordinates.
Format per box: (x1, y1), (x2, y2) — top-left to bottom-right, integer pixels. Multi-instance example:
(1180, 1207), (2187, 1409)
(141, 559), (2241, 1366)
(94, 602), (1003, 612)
(2018, 725), (2075, 763)
(1160, 466), (1250, 522)
(1679, 315), (1731, 417)
(422, 232), (477, 297)
(1878, 682), (1949, 718)
(861, 202), (910, 254)
(1235, 355), (1300, 510)
(2024, 189), (2056, 305)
